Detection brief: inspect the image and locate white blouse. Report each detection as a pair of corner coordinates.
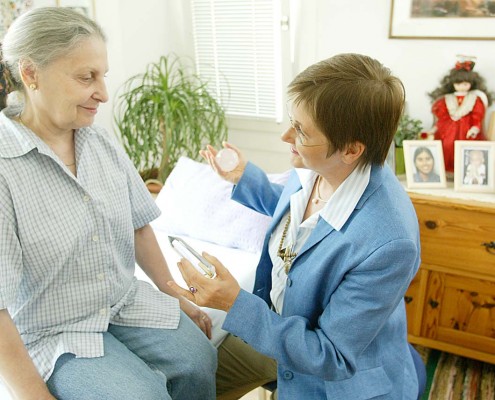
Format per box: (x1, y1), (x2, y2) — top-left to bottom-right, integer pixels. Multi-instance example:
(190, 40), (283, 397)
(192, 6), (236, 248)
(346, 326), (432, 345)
(268, 165), (371, 314)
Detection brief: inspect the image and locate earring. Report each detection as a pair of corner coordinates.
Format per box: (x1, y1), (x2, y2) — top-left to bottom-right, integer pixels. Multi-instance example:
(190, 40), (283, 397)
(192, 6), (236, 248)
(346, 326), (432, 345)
(29, 83), (37, 90)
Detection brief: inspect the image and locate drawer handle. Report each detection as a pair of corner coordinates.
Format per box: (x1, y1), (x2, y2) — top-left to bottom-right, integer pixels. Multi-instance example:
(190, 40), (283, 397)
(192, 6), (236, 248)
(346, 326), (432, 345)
(482, 241), (495, 255)
(425, 220), (437, 230)
(404, 296), (413, 304)
(428, 299), (439, 309)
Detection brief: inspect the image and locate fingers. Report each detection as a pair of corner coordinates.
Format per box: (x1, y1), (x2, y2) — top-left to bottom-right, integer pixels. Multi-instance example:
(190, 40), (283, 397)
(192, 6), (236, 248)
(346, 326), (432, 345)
(173, 259), (209, 303)
(177, 258), (207, 283)
(200, 142), (246, 185)
(201, 313), (212, 339)
(222, 141), (241, 155)
(167, 281), (196, 302)
(194, 311), (212, 339)
(200, 147), (225, 177)
(202, 252), (233, 281)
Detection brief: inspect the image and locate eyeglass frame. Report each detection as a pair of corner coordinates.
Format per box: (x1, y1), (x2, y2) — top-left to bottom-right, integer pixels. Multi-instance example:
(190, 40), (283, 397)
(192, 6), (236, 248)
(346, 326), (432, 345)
(286, 102), (328, 148)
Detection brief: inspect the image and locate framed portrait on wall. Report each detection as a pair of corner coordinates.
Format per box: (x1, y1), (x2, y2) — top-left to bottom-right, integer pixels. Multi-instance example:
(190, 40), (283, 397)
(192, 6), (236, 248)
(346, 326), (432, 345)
(403, 140), (447, 189)
(389, 0), (495, 40)
(454, 141), (495, 193)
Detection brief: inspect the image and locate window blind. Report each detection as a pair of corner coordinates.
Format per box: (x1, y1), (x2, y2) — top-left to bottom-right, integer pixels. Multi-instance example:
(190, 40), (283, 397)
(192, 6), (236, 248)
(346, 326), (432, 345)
(191, 0), (283, 121)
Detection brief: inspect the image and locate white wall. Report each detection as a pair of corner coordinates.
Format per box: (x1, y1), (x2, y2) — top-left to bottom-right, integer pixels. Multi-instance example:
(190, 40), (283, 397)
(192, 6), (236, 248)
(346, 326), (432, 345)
(311, 0), (495, 131)
(94, 0), (495, 173)
(93, 0), (194, 135)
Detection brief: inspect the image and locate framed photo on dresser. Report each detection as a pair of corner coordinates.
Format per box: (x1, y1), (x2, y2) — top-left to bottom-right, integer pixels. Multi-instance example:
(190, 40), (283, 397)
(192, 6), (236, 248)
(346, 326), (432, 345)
(403, 140), (447, 189)
(454, 141), (495, 193)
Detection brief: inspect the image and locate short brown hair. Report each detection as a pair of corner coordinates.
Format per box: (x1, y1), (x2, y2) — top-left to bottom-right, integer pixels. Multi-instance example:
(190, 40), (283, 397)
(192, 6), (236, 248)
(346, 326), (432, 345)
(288, 53), (405, 168)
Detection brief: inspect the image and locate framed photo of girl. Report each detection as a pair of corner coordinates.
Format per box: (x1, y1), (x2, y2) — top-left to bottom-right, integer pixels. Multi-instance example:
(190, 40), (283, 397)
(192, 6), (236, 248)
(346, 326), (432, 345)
(454, 141), (495, 193)
(403, 140), (447, 189)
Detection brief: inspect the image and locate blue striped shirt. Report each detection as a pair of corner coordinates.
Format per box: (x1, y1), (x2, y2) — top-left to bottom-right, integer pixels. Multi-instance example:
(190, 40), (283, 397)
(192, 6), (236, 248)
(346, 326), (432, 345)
(0, 105), (180, 381)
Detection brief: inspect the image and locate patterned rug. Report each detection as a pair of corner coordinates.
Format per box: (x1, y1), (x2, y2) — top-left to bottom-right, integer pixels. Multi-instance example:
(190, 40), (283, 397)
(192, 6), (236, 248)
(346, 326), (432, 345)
(414, 345), (495, 399)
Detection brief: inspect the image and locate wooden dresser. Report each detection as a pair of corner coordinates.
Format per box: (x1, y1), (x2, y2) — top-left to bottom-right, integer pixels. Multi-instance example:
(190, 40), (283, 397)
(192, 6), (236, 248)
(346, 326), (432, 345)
(403, 184), (495, 363)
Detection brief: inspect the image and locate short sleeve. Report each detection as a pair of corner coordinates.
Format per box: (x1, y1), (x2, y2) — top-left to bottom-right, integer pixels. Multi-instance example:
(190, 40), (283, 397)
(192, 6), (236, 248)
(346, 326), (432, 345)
(103, 131), (161, 229)
(0, 175), (23, 309)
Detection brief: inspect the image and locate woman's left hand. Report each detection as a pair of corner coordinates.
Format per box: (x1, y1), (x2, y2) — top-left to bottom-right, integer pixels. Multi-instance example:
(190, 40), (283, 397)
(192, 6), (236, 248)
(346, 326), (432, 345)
(168, 253), (241, 312)
(179, 297), (213, 339)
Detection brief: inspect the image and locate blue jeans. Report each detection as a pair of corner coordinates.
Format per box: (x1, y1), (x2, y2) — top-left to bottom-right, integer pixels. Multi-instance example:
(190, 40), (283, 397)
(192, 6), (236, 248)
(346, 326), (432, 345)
(46, 311), (217, 400)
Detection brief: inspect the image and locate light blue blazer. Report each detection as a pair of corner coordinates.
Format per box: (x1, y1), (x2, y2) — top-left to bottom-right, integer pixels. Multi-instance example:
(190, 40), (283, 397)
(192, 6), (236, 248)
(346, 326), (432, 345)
(223, 163), (421, 399)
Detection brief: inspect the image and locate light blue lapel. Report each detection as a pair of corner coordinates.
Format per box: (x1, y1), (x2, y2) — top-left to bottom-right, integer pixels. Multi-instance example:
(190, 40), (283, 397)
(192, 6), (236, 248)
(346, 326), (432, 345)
(266, 165), (385, 267)
(297, 217), (334, 259)
(265, 172), (335, 264)
(294, 166), (385, 260)
(265, 171), (301, 234)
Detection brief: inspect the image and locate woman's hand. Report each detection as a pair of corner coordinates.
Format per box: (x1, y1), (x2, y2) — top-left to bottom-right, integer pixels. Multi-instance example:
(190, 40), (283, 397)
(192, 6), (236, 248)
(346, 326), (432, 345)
(199, 142), (247, 185)
(167, 253), (241, 312)
(178, 297), (212, 339)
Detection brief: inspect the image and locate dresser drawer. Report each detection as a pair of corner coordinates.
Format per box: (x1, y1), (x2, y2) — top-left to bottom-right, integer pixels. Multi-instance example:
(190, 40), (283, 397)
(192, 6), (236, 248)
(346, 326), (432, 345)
(413, 201), (495, 275)
(421, 271), (495, 354)
(405, 270), (427, 336)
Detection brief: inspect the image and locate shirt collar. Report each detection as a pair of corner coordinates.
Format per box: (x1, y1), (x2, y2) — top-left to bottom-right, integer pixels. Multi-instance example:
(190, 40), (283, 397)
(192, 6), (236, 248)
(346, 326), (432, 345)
(295, 164), (371, 231)
(0, 105), (37, 158)
(0, 104), (93, 160)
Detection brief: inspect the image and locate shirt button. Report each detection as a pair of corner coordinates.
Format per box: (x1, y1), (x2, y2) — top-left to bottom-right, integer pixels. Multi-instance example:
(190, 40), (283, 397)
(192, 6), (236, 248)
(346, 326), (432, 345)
(83, 195), (91, 202)
(92, 235), (99, 242)
(99, 308), (106, 316)
(287, 278), (292, 287)
(283, 370), (293, 380)
(97, 273), (105, 281)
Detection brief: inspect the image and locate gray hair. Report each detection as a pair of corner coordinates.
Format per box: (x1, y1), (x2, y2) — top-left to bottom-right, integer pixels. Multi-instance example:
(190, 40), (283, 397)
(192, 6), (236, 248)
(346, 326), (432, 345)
(2, 7), (106, 87)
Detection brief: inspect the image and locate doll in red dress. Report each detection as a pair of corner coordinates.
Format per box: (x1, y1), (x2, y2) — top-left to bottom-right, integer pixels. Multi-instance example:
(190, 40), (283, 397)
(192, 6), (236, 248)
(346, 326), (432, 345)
(428, 58), (492, 173)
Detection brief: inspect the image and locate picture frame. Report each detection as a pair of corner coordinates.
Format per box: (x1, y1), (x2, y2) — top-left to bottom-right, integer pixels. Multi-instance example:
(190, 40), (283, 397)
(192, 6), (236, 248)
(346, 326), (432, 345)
(403, 140), (447, 189)
(389, 0), (495, 40)
(454, 141), (495, 193)
(385, 141), (396, 175)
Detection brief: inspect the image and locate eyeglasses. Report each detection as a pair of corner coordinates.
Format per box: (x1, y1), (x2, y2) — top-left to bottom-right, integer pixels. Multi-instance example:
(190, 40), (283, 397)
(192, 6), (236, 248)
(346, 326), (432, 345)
(286, 103), (327, 147)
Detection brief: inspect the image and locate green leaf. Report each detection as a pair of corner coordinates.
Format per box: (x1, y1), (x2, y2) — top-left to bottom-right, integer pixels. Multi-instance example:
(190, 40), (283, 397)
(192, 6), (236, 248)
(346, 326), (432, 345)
(394, 114), (423, 147)
(113, 54), (228, 182)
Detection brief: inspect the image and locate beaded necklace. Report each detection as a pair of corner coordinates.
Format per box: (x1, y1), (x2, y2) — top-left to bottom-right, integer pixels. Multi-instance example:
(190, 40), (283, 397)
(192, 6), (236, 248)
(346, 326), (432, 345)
(277, 214), (297, 274)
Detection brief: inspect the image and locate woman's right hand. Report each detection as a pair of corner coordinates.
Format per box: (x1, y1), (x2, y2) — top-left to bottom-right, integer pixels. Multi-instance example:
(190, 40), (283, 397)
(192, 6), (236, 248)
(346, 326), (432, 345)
(199, 142), (247, 185)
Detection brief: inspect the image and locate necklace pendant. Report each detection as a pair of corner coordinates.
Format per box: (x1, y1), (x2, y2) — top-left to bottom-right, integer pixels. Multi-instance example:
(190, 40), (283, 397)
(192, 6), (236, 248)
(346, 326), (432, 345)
(284, 262), (291, 274)
(312, 198), (319, 205)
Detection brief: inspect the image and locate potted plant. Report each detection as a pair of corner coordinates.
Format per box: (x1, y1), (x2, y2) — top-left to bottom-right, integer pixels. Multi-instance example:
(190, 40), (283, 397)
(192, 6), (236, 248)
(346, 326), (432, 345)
(114, 54), (228, 188)
(394, 114), (423, 175)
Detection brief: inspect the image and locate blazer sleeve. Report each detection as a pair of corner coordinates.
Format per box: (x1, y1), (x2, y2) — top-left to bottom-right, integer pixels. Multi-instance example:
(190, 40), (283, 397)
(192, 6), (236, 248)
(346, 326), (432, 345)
(222, 237), (419, 381)
(231, 162), (285, 217)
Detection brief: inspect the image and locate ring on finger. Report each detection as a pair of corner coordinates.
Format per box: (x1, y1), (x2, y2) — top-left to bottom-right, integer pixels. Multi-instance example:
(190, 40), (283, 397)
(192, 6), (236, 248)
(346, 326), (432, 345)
(189, 286), (198, 294)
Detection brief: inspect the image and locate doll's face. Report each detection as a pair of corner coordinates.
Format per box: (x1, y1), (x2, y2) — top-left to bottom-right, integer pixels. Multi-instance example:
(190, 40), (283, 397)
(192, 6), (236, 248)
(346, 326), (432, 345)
(454, 81), (471, 92)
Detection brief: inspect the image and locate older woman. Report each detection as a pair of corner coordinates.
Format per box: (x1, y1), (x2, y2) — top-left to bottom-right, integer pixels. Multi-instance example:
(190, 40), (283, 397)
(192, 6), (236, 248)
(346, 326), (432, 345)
(0, 7), (215, 400)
